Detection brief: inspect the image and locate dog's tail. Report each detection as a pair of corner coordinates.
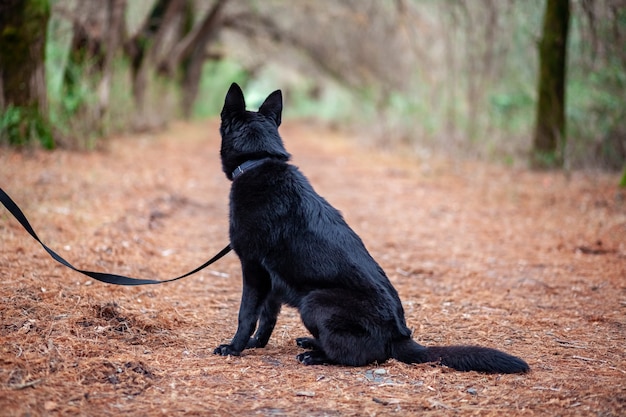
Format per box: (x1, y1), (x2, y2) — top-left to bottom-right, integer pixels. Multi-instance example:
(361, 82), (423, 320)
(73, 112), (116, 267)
(392, 339), (529, 374)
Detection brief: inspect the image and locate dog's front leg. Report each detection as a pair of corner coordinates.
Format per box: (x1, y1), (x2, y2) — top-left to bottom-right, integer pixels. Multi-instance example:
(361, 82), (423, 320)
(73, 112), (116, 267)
(247, 296), (281, 349)
(214, 261), (271, 356)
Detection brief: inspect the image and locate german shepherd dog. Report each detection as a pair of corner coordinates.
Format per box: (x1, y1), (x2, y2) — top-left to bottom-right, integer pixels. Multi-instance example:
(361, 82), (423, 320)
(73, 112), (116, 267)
(214, 83), (529, 374)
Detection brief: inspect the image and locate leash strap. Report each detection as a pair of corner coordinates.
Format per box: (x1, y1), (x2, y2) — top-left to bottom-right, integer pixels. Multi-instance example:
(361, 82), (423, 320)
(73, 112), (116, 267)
(0, 187), (231, 286)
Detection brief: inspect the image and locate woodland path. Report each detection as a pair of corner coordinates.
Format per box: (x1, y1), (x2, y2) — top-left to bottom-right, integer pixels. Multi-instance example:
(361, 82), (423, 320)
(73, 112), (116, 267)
(1, 121), (624, 416)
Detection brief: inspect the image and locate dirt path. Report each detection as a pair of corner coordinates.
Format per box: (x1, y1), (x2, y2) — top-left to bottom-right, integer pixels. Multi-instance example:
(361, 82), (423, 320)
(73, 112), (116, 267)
(1, 121), (625, 416)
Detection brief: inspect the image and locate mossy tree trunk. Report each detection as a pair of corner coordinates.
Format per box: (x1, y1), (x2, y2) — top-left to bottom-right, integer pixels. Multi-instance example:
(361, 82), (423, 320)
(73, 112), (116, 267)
(0, 0), (53, 147)
(531, 0), (570, 169)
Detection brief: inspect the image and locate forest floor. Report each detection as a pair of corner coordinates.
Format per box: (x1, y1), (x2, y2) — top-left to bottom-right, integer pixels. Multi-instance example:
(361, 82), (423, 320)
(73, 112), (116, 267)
(1, 120), (625, 416)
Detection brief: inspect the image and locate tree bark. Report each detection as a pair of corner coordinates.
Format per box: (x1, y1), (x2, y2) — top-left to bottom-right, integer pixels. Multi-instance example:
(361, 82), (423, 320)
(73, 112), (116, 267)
(130, 0), (182, 123)
(179, 0), (228, 118)
(0, 0), (52, 147)
(532, 0), (570, 168)
(97, 0), (126, 122)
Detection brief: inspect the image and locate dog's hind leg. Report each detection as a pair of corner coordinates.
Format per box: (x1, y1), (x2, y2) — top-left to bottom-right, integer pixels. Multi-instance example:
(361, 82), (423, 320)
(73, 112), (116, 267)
(298, 290), (390, 367)
(295, 337), (322, 350)
(296, 349), (336, 365)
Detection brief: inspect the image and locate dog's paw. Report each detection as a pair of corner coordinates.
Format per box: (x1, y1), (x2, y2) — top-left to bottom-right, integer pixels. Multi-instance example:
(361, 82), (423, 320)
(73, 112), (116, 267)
(213, 344), (241, 356)
(296, 350), (329, 365)
(296, 351), (314, 365)
(295, 337), (318, 349)
(246, 337), (265, 349)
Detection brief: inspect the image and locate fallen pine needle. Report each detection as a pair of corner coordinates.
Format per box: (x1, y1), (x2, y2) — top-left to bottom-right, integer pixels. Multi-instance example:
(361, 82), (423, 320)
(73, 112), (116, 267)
(9, 379), (43, 390)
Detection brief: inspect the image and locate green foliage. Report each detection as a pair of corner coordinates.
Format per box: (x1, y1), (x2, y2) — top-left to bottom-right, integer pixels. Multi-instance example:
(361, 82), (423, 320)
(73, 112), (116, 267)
(567, 57), (626, 168)
(620, 166), (626, 188)
(45, 47), (99, 147)
(45, 15), (136, 148)
(489, 90), (535, 136)
(45, 9), (72, 106)
(368, 88), (446, 147)
(192, 59), (249, 118)
(45, 9), (99, 148)
(565, 4), (626, 170)
(530, 149), (561, 170)
(0, 105), (55, 149)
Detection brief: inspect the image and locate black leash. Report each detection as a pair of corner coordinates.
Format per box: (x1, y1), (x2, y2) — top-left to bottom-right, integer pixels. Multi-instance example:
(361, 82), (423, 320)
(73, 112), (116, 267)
(0, 187), (231, 286)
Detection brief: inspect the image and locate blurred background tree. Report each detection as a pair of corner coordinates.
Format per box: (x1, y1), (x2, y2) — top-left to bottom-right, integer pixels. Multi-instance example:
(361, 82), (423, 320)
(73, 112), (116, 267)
(532, 0), (570, 169)
(0, 0), (624, 173)
(0, 0), (53, 148)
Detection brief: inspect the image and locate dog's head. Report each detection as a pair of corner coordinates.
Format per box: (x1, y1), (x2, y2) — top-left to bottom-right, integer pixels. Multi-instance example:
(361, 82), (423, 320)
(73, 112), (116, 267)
(219, 83), (290, 179)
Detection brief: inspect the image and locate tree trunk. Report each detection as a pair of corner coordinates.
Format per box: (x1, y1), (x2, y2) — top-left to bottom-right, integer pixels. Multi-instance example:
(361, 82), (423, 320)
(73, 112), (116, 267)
(0, 0), (53, 147)
(531, 0), (570, 169)
(130, 0), (186, 129)
(179, 0), (228, 118)
(127, 0), (227, 123)
(97, 0), (126, 124)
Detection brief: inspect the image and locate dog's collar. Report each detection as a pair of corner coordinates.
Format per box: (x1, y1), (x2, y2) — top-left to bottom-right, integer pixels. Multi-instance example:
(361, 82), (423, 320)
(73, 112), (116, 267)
(232, 158), (271, 180)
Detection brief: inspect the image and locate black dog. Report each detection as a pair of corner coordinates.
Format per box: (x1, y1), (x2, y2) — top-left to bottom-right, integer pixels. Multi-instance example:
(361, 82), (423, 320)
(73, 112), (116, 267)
(214, 83), (529, 374)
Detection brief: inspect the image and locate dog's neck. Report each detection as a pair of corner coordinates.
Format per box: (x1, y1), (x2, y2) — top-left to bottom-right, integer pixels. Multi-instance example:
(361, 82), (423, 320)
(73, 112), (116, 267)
(232, 158), (273, 180)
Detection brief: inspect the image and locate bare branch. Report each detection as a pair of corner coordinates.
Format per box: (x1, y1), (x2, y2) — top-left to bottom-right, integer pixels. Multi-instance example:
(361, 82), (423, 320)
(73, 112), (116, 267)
(161, 0), (228, 75)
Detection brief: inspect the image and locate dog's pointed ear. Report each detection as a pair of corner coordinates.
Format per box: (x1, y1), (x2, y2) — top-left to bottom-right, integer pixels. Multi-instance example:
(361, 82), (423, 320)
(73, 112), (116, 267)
(222, 83), (246, 116)
(259, 89), (282, 127)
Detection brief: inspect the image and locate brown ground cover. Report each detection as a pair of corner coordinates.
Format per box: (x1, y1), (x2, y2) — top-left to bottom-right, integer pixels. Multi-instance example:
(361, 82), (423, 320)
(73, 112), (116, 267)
(1, 120), (624, 416)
